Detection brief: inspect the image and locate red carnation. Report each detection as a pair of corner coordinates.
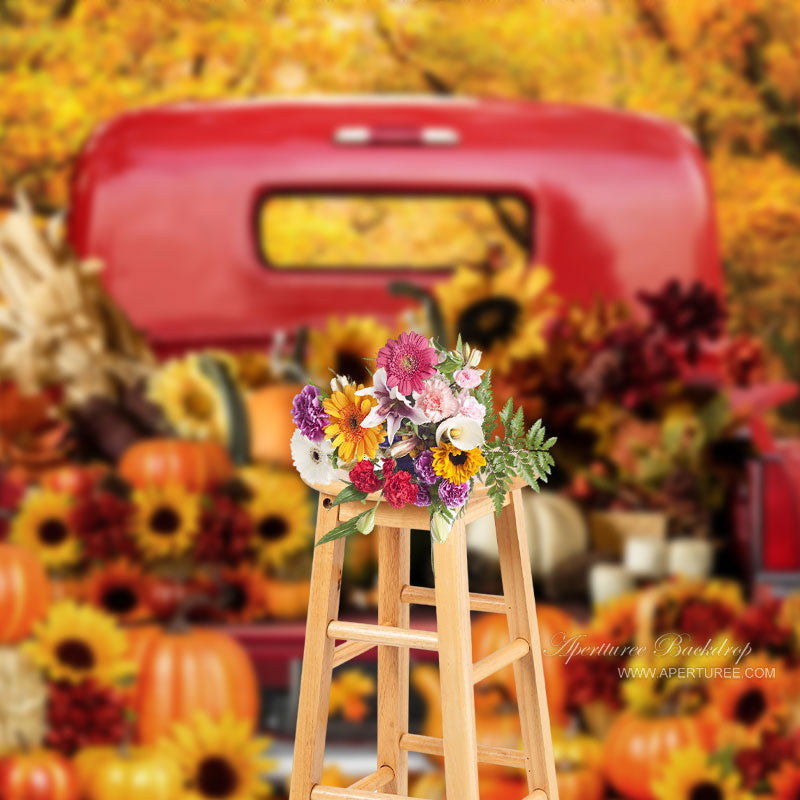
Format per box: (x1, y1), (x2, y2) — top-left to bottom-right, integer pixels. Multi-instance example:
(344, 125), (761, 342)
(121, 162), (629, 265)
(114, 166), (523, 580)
(383, 471), (417, 509)
(70, 490), (137, 560)
(381, 458), (396, 478)
(46, 680), (128, 755)
(349, 460), (383, 493)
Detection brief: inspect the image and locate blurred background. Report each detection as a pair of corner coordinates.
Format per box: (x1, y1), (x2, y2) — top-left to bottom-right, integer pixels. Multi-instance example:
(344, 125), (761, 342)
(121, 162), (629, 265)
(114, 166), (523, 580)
(1, 1), (800, 799)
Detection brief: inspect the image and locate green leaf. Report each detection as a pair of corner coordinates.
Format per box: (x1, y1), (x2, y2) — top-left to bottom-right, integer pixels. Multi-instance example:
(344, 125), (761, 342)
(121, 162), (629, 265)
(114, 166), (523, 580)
(542, 436), (557, 450)
(331, 484), (369, 506)
(316, 508), (374, 546)
(499, 397), (514, 429)
(510, 406), (525, 439)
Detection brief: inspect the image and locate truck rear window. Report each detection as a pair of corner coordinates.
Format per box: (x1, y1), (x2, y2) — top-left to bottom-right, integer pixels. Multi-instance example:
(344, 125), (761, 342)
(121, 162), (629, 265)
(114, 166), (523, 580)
(258, 192), (532, 270)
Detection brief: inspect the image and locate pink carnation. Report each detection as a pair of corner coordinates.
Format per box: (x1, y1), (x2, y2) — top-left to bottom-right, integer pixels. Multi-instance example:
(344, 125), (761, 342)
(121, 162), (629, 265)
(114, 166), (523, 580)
(457, 391), (486, 422)
(454, 368), (483, 389)
(416, 377), (458, 423)
(376, 332), (438, 395)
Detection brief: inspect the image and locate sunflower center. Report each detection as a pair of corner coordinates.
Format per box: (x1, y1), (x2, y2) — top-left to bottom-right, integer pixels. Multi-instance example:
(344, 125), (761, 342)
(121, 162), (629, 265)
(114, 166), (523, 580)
(735, 687), (767, 725)
(224, 582), (248, 613)
(689, 781), (723, 800)
(457, 297), (520, 349)
(448, 450), (470, 466)
(197, 755), (239, 798)
(38, 518), (69, 546)
(56, 638), (96, 671)
(335, 351), (369, 384)
(150, 506), (181, 535)
(258, 514), (289, 541)
(102, 585), (139, 615)
(183, 389), (214, 421)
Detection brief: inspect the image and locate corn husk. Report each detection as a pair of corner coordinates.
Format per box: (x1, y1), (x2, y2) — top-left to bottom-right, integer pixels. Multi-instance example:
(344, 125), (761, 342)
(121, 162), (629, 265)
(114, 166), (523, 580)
(0, 646), (47, 754)
(0, 196), (154, 406)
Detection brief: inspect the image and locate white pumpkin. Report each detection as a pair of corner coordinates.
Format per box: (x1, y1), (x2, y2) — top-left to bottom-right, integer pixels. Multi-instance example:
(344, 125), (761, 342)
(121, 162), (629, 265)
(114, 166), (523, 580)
(466, 489), (588, 579)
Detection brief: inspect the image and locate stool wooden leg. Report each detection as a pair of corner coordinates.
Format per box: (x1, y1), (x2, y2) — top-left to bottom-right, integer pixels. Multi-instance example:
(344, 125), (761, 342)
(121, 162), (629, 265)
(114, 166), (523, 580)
(433, 518), (480, 800)
(496, 489), (559, 800)
(289, 497), (346, 800)
(377, 525), (410, 795)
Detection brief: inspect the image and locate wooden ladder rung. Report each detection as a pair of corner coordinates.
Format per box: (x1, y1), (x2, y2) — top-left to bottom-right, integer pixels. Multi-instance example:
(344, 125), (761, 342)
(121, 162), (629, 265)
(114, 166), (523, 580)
(332, 640), (375, 668)
(400, 585), (507, 614)
(348, 765), (395, 791)
(399, 733), (527, 769)
(327, 620), (438, 651)
(311, 786), (417, 800)
(472, 637), (530, 684)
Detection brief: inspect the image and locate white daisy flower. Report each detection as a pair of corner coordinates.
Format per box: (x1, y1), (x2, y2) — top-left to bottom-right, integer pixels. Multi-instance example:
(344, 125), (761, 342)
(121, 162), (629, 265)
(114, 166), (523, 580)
(291, 429), (336, 486)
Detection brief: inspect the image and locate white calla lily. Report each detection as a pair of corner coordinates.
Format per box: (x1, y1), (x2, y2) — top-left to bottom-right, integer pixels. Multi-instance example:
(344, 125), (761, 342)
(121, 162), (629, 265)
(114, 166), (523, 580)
(435, 415), (485, 450)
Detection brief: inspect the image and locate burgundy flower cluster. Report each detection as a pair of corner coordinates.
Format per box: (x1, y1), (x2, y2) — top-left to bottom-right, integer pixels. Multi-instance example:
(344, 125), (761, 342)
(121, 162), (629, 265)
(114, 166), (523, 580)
(349, 458), (418, 509)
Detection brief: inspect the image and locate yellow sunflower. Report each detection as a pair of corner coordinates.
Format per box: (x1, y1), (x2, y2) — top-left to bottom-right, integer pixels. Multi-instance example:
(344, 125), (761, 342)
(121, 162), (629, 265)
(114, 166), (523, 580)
(652, 745), (745, 800)
(323, 383), (382, 463)
(308, 316), (391, 386)
(329, 669), (375, 723)
(11, 489), (81, 570)
(148, 354), (228, 442)
(161, 712), (275, 800)
(24, 601), (134, 687)
(431, 443), (486, 484)
(435, 260), (556, 372)
(237, 467), (313, 571)
(132, 485), (201, 560)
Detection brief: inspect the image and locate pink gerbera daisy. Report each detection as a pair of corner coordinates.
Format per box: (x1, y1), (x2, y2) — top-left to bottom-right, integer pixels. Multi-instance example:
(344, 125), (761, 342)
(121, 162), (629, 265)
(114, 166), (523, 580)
(376, 333), (438, 395)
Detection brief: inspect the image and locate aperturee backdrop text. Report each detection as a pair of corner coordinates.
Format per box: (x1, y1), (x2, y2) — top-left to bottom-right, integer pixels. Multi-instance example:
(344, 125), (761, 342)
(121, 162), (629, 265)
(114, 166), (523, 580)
(289, 332), (556, 544)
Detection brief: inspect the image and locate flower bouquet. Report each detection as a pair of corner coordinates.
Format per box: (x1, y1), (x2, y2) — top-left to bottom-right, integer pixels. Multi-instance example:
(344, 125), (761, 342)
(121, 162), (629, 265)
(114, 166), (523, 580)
(289, 332), (556, 544)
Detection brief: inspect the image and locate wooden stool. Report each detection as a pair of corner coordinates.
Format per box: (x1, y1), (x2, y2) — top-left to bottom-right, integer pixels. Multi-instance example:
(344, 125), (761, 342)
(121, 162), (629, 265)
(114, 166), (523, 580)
(289, 480), (559, 800)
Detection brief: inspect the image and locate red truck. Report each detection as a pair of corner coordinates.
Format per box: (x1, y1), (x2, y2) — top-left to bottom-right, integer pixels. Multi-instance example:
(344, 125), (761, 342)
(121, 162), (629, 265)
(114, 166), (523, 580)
(67, 97), (798, 717)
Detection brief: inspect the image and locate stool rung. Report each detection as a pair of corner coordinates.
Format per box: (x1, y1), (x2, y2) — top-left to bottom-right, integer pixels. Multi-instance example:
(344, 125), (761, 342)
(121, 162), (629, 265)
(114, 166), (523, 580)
(525, 791), (548, 800)
(332, 640), (375, 668)
(472, 637), (530, 684)
(327, 620), (438, 651)
(400, 585), (507, 614)
(311, 786), (417, 800)
(348, 765), (394, 791)
(399, 733), (527, 769)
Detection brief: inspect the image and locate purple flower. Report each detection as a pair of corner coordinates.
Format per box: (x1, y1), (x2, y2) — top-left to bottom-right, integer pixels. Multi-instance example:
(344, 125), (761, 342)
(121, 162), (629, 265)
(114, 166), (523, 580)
(291, 384), (329, 442)
(357, 368), (427, 444)
(414, 484), (432, 507)
(438, 479), (470, 509)
(414, 450), (437, 485)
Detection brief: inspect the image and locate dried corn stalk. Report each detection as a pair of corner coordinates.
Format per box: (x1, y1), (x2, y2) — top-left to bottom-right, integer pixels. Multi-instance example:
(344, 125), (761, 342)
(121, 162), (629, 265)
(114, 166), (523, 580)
(0, 647), (46, 754)
(0, 197), (154, 406)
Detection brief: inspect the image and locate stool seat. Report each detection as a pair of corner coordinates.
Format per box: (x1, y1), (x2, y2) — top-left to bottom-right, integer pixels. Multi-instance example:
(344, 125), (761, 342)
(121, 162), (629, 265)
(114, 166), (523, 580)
(289, 483), (558, 800)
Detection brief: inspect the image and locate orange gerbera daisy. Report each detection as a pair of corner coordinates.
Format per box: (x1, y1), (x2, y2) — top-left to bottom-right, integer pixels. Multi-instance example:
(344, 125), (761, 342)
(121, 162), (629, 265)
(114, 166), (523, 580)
(219, 565), (270, 623)
(770, 762), (800, 800)
(84, 560), (150, 623)
(323, 383), (382, 463)
(710, 658), (787, 742)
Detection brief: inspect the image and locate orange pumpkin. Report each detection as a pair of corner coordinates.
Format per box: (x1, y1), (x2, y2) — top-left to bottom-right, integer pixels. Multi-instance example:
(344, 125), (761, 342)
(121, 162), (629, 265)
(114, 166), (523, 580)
(118, 438), (233, 492)
(246, 384), (303, 468)
(603, 711), (715, 800)
(130, 625), (259, 743)
(0, 749), (79, 800)
(554, 732), (605, 800)
(263, 578), (311, 620)
(0, 544), (50, 644)
(471, 605), (570, 725)
(40, 463), (108, 495)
